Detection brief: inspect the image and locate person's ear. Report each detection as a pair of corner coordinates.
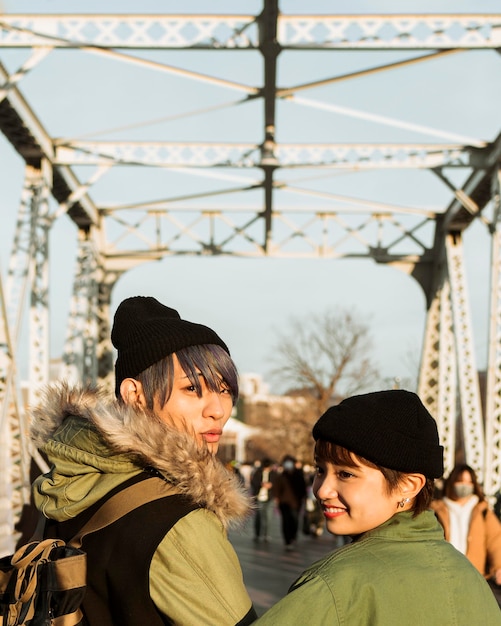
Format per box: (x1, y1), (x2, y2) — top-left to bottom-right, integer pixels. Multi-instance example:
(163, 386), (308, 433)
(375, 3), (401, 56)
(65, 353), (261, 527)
(399, 473), (426, 500)
(120, 378), (146, 407)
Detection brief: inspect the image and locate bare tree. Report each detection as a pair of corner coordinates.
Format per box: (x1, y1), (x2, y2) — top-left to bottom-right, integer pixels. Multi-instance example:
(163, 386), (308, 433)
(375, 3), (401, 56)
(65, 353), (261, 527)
(269, 308), (380, 415)
(245, 396), (318, 463)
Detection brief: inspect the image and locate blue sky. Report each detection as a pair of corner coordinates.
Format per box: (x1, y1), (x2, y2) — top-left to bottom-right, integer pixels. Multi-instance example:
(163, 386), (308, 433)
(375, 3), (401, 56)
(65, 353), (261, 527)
(1, 0), (499, 392)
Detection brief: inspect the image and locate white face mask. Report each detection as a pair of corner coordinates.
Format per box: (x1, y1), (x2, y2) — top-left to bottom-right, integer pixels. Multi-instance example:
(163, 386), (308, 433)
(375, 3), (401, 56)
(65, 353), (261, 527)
(454, 483), (474, 498)
(283, 461), (294, 471)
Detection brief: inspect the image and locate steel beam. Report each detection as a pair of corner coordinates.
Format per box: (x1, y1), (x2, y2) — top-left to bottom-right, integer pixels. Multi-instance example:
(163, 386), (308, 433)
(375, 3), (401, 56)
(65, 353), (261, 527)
(445, 233), (485, 478)
(484, 171), (501, 497)
(0, 165), (48, 551)
(418, 255), (457, 476)
(442, 131), (501, 233)
(1, 14), (500, 49)
(53, 141), (476, 170)
(27, 163), (51, 406)
(0, 61), (98, 229)
(60, 231), (100, 386)
(0, 4), (500, 536)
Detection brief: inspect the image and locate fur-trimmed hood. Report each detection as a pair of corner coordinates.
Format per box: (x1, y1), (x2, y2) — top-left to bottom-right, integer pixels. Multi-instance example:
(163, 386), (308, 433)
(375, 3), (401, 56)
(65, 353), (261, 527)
(30, 382), (252, 529)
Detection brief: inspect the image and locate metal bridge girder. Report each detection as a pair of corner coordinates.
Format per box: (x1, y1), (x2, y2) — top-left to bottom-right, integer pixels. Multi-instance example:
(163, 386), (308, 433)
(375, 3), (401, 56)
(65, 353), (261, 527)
(60, 232), (100, 386)
(53, 141), (477, 170)
(1, 14), (501, 49)
(0, 163), (53, 554)
(436, 279), (458, 478)
(484, 171), (501, 496)
(0, 271), (20, 557)
(445, 233), (485, 477)
(2, 5), (501, 551)
(60, 227), (126, 394)
(418, 263), (457, 476)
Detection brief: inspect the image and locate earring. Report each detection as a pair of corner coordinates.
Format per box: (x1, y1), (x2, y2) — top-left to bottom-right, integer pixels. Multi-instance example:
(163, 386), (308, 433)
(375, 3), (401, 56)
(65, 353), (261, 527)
(397, 497), (411, 509)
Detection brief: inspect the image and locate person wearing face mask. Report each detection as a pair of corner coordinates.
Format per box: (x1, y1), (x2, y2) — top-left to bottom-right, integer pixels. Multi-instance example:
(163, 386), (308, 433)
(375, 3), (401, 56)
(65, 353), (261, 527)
(431, 463), (501, 587)
(273, 455), (307, 550)
(252, 391), (501, 625)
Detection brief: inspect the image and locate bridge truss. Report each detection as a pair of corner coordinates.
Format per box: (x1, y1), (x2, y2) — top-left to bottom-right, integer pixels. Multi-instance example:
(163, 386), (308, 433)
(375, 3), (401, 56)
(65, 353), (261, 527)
(1, 1), (501, 551)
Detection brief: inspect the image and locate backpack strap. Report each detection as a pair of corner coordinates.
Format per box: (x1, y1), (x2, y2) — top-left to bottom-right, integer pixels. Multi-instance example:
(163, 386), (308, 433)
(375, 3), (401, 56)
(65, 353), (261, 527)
(69, 476), (176, 549)
(30, 511), (49, 542)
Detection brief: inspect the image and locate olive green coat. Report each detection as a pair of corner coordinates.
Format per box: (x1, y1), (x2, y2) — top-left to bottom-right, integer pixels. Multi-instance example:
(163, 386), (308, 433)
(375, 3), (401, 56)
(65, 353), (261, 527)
(253, 510), (501, 625)
(30, 383), (255, 625)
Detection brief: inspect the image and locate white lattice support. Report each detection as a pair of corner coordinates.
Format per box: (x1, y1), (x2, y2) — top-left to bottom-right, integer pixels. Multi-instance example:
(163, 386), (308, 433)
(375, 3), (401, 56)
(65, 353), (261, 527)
(0, 271), (18, 556)
(54, 141), (473, 170)
(0, 421), (14, 558)
(0, 164), (53, 547)
(60, 230), (100, 386)
(2, 14), (501, 49)
(5, 166), (43, 346)
(27, 162), (52, 408)
(418, 291), (441, 414)
(436, 278), (458, 477)
(484, 172), (501, 497)
(445, 233), (485, 478)
(61, 232), (122, 393)
(95, 279), (115, 394)
(418, 265), (457, 476)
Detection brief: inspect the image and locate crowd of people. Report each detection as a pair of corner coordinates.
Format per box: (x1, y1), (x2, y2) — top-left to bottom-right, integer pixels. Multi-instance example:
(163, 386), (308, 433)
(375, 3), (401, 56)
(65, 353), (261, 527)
(240, 453), (501, 571)
(18, 294), (501, 624)
(244, 449), (382, 551)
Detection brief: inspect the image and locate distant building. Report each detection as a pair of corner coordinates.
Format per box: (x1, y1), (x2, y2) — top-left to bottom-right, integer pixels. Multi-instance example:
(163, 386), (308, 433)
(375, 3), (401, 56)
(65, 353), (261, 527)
(236, 373), (315, 463)
(217, 415), (259, 464)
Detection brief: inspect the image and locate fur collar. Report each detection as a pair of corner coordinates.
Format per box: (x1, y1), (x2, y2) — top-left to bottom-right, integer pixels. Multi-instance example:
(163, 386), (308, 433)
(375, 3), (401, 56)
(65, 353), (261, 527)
(30, 382), (252, 529)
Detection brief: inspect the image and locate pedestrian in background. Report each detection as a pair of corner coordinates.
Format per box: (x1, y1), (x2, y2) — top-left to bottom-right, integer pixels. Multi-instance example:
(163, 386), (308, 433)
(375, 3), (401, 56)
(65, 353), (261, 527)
(302, 466), (324, 538)
(250, 458), (276, 542)
(30, 296), (257, 625)
(254, 390), (501, 624)
(273, 455), (306, 551)
(239, 461), (254, 493)
(431, 464), (501, 590)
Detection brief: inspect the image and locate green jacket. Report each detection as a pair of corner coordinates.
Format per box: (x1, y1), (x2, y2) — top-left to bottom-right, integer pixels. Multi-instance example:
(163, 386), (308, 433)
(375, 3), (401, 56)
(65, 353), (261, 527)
(30, 383), (256, 626)
(253, 510), (501, 625)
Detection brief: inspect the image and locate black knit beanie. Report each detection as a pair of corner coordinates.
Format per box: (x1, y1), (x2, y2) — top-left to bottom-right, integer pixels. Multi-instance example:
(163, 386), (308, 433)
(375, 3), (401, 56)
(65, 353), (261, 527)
(111, 296), (230, 397)
(312, 390), (444, 478)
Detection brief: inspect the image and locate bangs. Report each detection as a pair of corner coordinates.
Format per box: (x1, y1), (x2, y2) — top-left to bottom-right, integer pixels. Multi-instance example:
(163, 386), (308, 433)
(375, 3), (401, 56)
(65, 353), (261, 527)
(314, 440), (378, 469)
(136, 343), (239, 410)
(176, 344), (239, 403)
(314, 438), (435, 515)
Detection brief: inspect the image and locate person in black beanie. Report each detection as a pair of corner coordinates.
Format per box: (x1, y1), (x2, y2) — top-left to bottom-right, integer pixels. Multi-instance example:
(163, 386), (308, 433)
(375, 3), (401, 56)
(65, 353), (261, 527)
(254, 390), (501, 625)
(29, 296), (257, 625)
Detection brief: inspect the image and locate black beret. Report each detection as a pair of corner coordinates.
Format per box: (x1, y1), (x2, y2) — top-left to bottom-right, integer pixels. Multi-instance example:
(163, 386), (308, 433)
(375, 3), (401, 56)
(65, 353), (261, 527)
(111, 296), (229, 397)
(312, 390), (444, 478)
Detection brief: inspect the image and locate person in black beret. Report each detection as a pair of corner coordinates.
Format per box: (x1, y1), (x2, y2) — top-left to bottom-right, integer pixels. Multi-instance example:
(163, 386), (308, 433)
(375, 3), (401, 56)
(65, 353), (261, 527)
(254, 390), (501, 625)
(29, 296), (257, 625)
